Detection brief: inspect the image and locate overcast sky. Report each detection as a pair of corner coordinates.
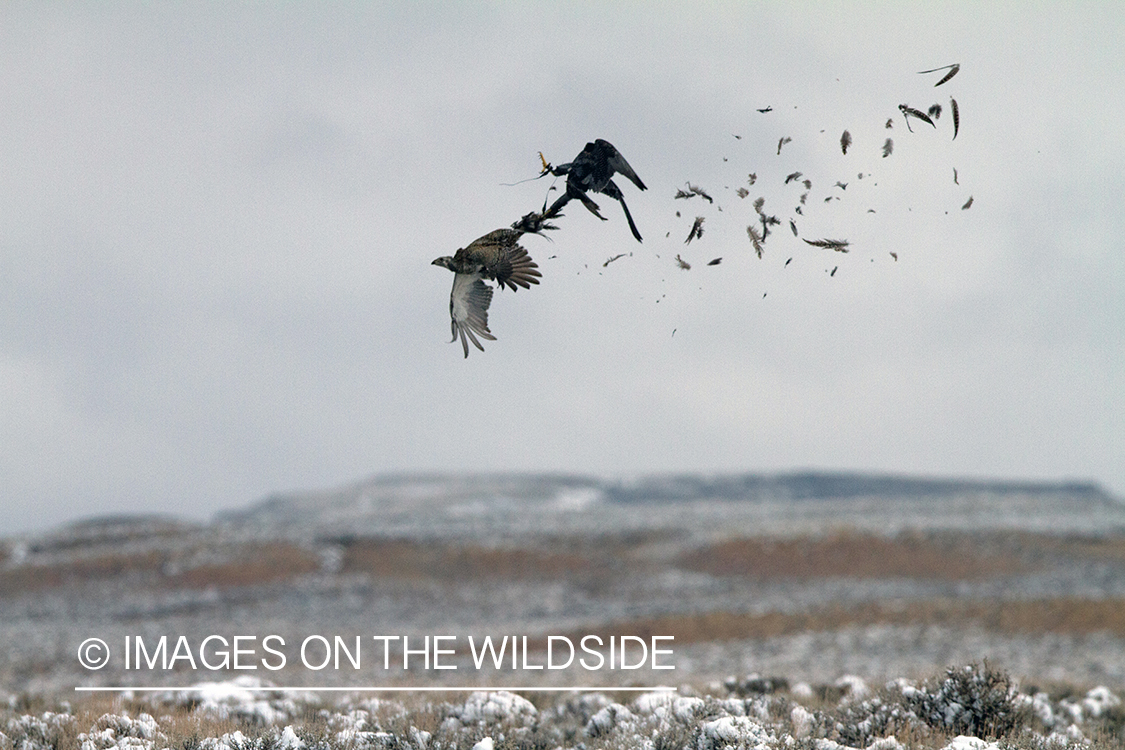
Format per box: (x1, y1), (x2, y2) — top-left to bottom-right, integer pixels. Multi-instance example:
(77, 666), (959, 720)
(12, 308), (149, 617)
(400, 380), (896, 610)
(2, 3), (1122, 537)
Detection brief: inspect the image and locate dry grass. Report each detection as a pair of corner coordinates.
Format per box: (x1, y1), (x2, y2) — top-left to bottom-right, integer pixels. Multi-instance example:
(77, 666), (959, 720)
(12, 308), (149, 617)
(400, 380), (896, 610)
(0, 542), (322, 595)
(341, 538), (600, 581)
(678, 530), (1028, 581)
(166, 543), (322, 588)
(0, 550), (167, 595)
(558, 596), (1125, 647)
(4, 528), (1123, 602)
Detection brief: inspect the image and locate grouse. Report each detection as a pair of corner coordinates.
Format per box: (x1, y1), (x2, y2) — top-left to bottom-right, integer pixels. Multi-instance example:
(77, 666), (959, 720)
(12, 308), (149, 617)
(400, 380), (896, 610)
(431, 226), (542, 358)
(543, 139), (647, 242)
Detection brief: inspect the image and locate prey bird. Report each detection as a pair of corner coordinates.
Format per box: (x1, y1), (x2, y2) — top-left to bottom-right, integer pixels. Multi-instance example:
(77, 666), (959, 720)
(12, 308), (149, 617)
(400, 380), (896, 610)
(432, 225), (543, 358)
(541, 139), (647, 242)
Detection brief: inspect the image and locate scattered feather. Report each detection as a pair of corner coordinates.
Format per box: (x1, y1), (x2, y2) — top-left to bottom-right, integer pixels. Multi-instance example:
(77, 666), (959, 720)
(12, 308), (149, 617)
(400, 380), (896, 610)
(674, 183), (713, 203)
(803, 238), (850, 252)
(835, 181), (848, 190)
(685, 216), (705, 243)
(777, 136), (792, 155)
(747, 173), (758, 185)
(882, 138), (894, 157)
(785, 171), (803, 184)
(789, 219), (798, 236)
(899, 104), (936, 131)
(757, 106), (773, 113)
(707, 257), (722, 266)
(840, 130), (852, 155)
(603, 253), (628, 267)
(962, 195), (974, 210)
(890, 252), (898, 261)
(953, 167), (959, 185)
(802, 179), (812, 190)
(928, 103), (943, 120)
(918, 62), (960, 86)
(830, 266), (838, 277)
(746, 224), (765, 258)
(733, 134), (742, 139)
(753, 196), (766, 214)
(674, 254), (691, 270)
(785, 257), (792, 266)
(885, 118), (894, 129)
(951, 97), (960, 139)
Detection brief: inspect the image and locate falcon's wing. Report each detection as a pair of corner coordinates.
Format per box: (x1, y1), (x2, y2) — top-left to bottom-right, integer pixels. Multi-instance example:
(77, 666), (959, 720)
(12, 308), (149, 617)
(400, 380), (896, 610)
(448, 273), (496, 358)
(596, 138), (647, 192)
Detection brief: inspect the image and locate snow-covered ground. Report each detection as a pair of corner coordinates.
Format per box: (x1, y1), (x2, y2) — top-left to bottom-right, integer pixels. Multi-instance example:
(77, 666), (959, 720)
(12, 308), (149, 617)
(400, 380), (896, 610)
(2, 667), (1122, 749)
(2, 472), (1124, 700)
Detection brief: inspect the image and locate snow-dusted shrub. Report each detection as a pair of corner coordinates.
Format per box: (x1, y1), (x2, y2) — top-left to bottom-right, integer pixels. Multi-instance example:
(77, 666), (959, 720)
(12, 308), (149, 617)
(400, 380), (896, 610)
(906, 662), (1028, 739)
(722, 674), (789, 697)
(586, 702), (635, 737)
(456, 691), (537, 727)
(695, 715), (773, 750)
(77, 711), (167, 749)
(831, 681), (925, 746)
(4, 711), (79, 748)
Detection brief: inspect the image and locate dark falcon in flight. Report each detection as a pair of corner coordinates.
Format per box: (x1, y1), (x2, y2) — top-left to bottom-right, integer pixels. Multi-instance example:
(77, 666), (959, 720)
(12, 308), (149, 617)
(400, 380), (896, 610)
(431, 222), (544, 358)
(542, 139), (647, 242)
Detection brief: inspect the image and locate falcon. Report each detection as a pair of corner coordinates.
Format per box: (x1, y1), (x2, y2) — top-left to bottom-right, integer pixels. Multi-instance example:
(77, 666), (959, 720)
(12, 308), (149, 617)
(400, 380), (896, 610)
(431, 225), (543, 358)
(542, 139), (647, 242)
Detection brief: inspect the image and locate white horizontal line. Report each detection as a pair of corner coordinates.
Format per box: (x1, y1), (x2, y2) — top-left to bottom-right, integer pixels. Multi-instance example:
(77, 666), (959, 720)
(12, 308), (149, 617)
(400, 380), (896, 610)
(75, 686), (676, 693)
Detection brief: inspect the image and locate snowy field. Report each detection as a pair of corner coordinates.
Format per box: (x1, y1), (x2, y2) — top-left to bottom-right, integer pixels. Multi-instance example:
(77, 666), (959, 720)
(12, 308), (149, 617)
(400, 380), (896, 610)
(2, 472), (1124, 747)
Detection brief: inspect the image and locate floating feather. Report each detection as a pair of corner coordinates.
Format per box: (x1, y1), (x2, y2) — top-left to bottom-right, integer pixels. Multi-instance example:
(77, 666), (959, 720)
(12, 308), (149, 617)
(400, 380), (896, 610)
(747, 224), (764, 258)
(882, 138), (894, 158)
(777, 136), (792, 155)
(674, 254), (691, 270)
(785, 171), (803, 184)
(803, 238), (850, 252)
(675, 183), (713, 203)
(899, 104), (936, 131)
(840, 130), (852, 155)
(685, 216), (705, 243)
(918, 63), (960, 87)
(951, 98), (960, 139)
